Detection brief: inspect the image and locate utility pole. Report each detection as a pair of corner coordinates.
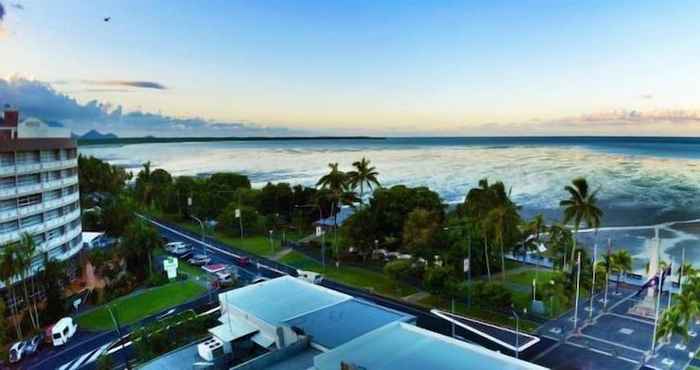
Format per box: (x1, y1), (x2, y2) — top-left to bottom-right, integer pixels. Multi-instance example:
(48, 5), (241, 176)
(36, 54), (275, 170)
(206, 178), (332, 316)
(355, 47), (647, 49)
(589, 243), (597, 322)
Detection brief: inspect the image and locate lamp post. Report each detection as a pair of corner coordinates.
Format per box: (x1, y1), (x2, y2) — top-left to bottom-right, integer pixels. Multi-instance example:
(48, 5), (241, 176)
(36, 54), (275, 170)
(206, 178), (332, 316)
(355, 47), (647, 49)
(191, 215), (212, 304)
(511, 308), (521, 359)
(108, 305), (130, 369)
(268, 229), (274, 254)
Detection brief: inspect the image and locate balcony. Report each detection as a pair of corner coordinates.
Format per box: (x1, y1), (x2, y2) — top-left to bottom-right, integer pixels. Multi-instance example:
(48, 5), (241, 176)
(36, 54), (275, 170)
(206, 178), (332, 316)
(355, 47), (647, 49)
(0, 209), (18, 222)
(16, 183), (42, 197)
(0, 165), (15, 176)
(18, 203), (44, 217)
(0, 187), (16, 198)
(21, 223), (45, 235)
(43, 224), (82, 254)
(43, 179), (63, 190)
(41, 158), (77, 171)
(0, 230), (20, 245)
(15, 163), (42, 174)
(61, 175), (78, 186)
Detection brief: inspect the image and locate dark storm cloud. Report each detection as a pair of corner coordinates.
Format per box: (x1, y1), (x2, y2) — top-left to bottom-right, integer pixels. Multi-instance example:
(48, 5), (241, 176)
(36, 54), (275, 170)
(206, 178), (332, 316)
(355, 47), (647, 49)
(82, 80), (168, 90)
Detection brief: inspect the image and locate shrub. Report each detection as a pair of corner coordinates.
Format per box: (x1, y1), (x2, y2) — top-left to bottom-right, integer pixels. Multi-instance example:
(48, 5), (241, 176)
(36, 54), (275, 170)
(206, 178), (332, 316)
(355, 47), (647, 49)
(423, 264), (453, 294)
(471, 281), (512, 308)
(384, 260), (412, 282)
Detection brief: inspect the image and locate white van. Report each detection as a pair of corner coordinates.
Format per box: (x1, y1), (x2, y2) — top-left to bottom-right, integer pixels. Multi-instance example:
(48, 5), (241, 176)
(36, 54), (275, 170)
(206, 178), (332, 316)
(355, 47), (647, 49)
(51, 317), (77, 346)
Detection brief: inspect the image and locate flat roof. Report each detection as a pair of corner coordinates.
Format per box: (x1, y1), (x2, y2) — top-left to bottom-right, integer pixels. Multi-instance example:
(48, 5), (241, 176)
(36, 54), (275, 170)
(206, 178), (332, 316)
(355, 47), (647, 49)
(285, 299), (414, 349)
(313, 322), (549, 370)
(219, 275), (351, 325)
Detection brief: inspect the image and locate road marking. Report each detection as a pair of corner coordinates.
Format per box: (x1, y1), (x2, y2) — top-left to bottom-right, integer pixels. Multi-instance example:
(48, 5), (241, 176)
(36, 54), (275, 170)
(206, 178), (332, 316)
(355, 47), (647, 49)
(57, 342), (112, 370)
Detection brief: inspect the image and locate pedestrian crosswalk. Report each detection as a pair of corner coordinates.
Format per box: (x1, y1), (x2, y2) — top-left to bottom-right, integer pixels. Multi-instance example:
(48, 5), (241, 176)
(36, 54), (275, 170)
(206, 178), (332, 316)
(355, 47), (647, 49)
(57, 342), (111, 370)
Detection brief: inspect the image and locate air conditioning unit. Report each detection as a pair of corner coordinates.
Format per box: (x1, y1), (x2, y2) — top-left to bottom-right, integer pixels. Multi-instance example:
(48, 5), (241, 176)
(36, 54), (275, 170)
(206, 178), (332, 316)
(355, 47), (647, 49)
(197, 337), (227, 362)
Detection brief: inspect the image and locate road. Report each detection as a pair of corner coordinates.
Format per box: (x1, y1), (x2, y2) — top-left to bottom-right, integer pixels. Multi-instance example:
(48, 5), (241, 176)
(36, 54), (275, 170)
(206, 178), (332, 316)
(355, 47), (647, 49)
(24, 216), (553, 369)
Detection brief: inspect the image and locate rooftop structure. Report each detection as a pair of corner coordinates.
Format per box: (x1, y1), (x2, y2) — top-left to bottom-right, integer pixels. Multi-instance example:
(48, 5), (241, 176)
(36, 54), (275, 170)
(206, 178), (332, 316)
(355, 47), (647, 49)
(313, 322), (548, 370)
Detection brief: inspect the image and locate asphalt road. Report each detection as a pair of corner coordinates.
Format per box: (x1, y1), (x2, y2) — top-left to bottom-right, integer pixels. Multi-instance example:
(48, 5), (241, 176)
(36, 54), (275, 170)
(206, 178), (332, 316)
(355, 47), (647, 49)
(22, 216), (554, 369)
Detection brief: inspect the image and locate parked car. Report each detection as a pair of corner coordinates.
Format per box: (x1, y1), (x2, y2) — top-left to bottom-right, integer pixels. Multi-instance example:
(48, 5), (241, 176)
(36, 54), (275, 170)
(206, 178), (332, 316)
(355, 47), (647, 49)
(170, 244), (193, 258)
(164, 241), (188, 253)
(236, 256), (251, 266)
(51, 317), (78, 346)
(23, 334), (44, 356)
(188, 254), (211, 266)
(215, 271), (235, 287)
(9, 341), (26, 363)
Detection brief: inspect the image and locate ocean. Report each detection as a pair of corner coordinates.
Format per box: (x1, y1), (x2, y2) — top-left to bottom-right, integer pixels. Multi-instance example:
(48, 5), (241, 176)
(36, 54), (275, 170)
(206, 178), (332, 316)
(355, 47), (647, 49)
(80, 137), (700, 272)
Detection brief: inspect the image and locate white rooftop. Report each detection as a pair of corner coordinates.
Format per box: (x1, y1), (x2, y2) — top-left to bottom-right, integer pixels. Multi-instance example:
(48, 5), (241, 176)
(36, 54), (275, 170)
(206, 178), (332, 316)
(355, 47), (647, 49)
(218, 275), (351, 325)
(314, 322), (549, 370)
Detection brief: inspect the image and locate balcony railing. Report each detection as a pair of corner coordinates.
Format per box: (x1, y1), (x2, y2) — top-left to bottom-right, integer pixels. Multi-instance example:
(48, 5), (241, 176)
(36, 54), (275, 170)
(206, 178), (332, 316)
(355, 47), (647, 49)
(0, 209), (18, 222)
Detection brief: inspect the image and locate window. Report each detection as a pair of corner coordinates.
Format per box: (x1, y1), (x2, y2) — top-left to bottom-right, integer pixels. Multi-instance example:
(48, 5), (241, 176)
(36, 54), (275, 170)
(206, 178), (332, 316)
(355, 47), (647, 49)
(0, 199), (15, 212)
(45, 208), (60, 221)
(0, 152), (14, 166)
(17, 174), (40, 187)
(45, 189), (62, 201)
(49, 171), (61, 181)
(15, 151), (39, 164)
(0, 177), (15, 189)
(47, 227), (63, 240)
(0, 221), (18, 233)
(18, 193), (42, 207)
(20, 214), (42, 227)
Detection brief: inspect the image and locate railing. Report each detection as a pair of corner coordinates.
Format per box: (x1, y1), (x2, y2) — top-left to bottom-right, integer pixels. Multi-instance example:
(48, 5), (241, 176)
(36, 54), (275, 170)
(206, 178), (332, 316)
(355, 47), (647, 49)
(43, 225), (81, 254)
(0, 187), (16, 198)
(15, 163), (41, 173)
(0, 165), (14, 176)
(15, 183), (42, 196)
(0, 230), (19, 245)
(18, 203), (43, 217)
(0, 209), (17, 222)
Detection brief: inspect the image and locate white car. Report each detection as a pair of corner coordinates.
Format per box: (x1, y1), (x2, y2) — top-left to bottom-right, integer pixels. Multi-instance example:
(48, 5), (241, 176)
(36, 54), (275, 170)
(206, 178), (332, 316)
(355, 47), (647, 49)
(9, 341), (26, 363)
(51, 317), (77, 346)
(215, 271), (235, 286)
(164, 241), (187, 252)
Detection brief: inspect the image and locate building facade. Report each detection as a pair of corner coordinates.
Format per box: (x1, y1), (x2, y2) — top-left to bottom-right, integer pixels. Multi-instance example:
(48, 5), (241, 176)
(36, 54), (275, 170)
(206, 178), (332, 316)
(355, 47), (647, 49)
(0, 107), (82, 271)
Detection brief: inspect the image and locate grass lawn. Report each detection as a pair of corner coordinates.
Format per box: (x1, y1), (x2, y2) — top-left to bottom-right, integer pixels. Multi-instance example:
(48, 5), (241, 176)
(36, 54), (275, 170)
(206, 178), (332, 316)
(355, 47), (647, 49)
(171, 219), (283, 257)
(76, 280), (206, 331)
(507, 269), (562, 287)
(280, 251), (417, 298)
(416, 295), (539, 333)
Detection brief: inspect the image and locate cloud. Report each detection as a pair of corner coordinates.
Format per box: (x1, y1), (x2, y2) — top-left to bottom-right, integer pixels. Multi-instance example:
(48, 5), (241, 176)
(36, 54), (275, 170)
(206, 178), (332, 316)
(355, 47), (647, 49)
(82, 80), (167, 90)
(10, 2), (22, 10)
(641, 93), (654, 100)
(0, 2), (5, 21)
(0, 77), (305, 137)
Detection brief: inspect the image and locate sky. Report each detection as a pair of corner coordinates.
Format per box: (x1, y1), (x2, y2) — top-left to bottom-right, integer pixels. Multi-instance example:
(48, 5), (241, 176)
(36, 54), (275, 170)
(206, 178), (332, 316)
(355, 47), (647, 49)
(1, 0), (700, 137)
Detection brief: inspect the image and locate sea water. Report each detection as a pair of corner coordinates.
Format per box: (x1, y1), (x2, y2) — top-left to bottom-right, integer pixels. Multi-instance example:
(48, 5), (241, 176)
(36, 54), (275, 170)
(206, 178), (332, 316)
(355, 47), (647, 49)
(80, 137), (700, 272)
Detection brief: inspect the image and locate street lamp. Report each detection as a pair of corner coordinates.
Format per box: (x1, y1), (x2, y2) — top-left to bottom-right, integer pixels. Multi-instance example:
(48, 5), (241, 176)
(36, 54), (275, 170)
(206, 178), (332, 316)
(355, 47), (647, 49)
(512, 308), (520, 359)
(268, 229), (274, 253)
(191, 215), (212, 304)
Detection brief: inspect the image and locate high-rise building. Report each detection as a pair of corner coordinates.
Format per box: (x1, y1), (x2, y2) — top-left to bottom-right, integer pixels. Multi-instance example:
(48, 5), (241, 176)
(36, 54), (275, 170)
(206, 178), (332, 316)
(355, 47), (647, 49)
(0, 107), (82, 272)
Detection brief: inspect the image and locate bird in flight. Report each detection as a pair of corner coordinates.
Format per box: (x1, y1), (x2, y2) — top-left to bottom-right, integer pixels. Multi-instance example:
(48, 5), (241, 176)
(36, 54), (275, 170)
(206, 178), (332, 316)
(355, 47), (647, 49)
(104, 17), (111, 22)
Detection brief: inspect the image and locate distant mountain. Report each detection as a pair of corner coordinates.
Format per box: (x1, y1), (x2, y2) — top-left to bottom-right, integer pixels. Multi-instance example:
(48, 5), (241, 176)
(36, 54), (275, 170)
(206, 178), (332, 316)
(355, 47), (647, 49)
(75, 130), (119, 140)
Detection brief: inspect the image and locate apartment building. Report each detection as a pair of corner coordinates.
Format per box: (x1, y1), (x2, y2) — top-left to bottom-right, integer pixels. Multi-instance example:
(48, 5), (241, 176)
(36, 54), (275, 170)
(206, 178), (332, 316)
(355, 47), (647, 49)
(0, 106), (82, 272)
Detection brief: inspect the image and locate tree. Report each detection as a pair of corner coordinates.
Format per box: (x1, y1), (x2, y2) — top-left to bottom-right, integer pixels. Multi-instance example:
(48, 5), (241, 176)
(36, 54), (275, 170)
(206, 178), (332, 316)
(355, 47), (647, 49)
(485, 203), (521, 281)
(340, 207), (381, 261)
(102, 195), (136, 237)
(135, 161), (154, 207)
(347, 157), (380, 205)
(78, 155), (131, 207)
(402, 208), (443, 259)
(17, 233), (39, 329)
(560, 177), (602, 267)
(0, 244), (21, 338)
(423, 264), (453, 294)
(657, 307), (688, 344)
(121, 220), (161, 281)
(611, 250), (632, 293)
(41, 254), (68, 323)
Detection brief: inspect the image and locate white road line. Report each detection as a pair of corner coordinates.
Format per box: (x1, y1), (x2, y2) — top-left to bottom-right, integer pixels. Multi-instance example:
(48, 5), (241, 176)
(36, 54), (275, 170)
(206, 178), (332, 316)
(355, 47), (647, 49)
(66, 350), (92, 370)
(86, 343), (111, 364)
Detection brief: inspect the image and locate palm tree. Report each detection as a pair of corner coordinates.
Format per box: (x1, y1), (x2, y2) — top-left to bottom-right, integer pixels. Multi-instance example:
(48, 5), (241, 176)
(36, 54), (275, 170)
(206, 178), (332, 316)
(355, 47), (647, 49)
(136, 161), (153, 207)
(611, 250), (632, 293)
(675, 292), (699, 335)
(317, 163), (351, 252)
(347, 157), (380, 205)
(0, 244), (21, 338)
(486, 203), (520, 281)
(657, 307), (688, 344)
(16, 233), (39, 329)
(560, 177), (603, 267)
(18, 233), (40, 329)
(677, 263), (698, 289)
